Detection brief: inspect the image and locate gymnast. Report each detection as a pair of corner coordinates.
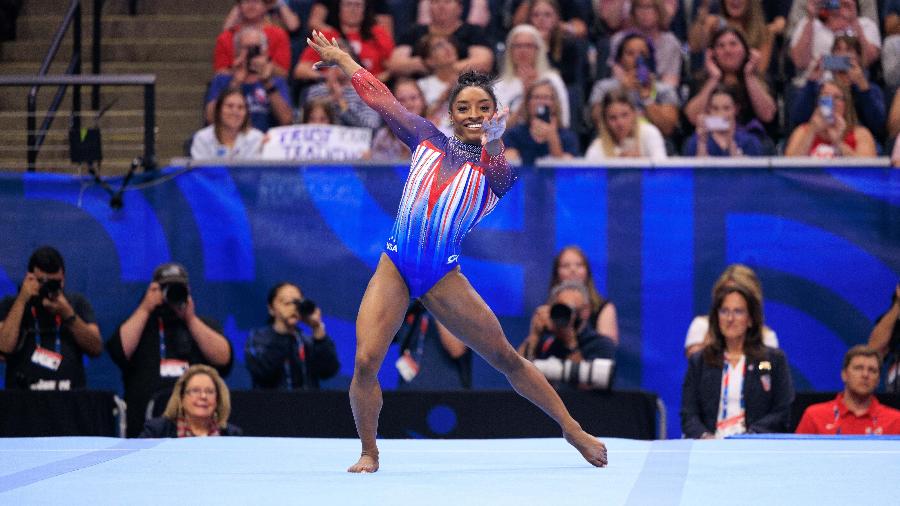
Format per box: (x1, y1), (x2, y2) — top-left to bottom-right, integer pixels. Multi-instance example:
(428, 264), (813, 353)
(306, 30), (608, 473)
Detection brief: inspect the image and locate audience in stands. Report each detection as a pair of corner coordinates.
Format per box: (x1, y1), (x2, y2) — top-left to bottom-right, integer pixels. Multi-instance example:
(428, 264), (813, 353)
(589, 32), (680, 138)
(787, 35), (886, 141)
(309, 0), (395, 38)
(784, 80), (877, 157)
(214, 0), (292, 76)
(370, 79), (429, 160)
(140, 364), (243, 437)
(206, 26), (294, 132)
(683, 86), (763, 156)
(789, 0), (881, 81)
(300, 97), (339, 124)
(518, 281), (617, 371)
(596, 0), (679, 35)
(192, 89), (265, 160)
(107, 263), (233, 438)
(681, 281), (794, 439)
(685, 27), (776, 149)
(394, 301), (471, 389)
(883, 0), (900, 93)
(523, 0), (591, 125)
(608, 0), (684, 87)
(0, 246), (102, 391)
(584, 88), (667, 160)
(684, 264), (779, 359)
(503, 79), (579, 165)
(419, 0), (492, 30)
(224, 0), (301, 33)
(414, 34), (461, 135)
(795, 345), (900, 435)
(514, 0), (590, 46)
(296, 0), (395, 82)
(681, 279), (795, 438)
(495, 24), (571, 128)
(386, 0), (493, 78)
(786, 0), (879, 40)
(868, 283), (900, 394)
(520, 246), (619, 359)
(303, 49), (383, 129)
(689, 0), (773, 75)
(245, 282), (339, 390)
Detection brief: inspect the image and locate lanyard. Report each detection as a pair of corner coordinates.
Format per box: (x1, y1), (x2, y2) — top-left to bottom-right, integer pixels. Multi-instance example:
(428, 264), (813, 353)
(721, 359), (745, 421)
(158, 317), (167, 359)
(284, 330), (309, 390)
(412, 314), (428, 361)
(31, 306), (61, 354)
(832, 403), (879, 435)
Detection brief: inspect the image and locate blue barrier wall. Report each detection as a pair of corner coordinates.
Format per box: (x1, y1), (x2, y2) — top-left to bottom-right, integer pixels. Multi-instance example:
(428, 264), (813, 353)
(1, 164), (898, 438)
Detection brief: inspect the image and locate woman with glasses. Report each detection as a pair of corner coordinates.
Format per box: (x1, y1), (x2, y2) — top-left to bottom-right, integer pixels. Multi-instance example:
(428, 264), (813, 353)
(139, 365), (243, 438)
(680, 280), (794, 439)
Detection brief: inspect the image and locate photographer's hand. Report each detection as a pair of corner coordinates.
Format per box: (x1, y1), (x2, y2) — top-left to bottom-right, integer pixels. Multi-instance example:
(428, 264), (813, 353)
(47, 292), (102, 356)
(17, 273), (40, 303)
(303, 307), (327, 339)
(42, 292), (74, 319)
(139, 282), (163, 314)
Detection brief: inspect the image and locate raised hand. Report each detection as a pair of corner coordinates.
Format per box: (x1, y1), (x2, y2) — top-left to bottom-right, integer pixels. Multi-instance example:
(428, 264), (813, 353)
(307, 30), (348, 70)
(481, 106), (509, 145)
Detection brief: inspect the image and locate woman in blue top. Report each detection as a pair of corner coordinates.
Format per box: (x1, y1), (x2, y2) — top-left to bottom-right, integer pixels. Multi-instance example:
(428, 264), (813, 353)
(307, 30), (607, 473)
(684, 86), (763, 157)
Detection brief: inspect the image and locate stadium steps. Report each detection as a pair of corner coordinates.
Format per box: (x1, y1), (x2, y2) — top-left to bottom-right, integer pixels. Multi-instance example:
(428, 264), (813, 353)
(0, 0), (225, 173)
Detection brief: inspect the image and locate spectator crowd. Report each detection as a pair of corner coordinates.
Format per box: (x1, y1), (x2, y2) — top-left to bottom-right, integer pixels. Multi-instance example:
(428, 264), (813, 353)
(192, 0), (900, 165)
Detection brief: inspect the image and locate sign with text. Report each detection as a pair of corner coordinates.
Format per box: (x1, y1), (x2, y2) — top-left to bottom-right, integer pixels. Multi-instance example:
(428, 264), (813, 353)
(262, 125), (372, 161)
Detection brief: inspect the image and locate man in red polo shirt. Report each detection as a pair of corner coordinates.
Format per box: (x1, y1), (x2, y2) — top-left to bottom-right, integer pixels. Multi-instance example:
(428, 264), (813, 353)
(214, 0), (291, 76)
(796, 345), (900, 435)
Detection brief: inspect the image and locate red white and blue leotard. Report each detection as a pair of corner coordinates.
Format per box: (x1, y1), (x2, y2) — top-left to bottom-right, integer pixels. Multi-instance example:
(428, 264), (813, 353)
(352, 69), (518, 298)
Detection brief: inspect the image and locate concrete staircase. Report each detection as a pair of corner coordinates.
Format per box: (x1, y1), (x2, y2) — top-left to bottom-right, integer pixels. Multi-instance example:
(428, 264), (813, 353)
(0, 0), (226, 173)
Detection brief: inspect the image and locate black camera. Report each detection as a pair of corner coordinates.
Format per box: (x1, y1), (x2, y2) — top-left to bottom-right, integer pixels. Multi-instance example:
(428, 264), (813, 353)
(294, 298), (317, 318)
(161, 282), (188, 308)
(246, 45), (262, 73)
(37, 278), (62, 300)
(549, 303), (573, 328)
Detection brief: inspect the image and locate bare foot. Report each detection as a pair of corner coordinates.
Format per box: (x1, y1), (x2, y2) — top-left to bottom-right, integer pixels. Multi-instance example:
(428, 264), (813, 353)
(564, 429), (608, 467)
(347, 449), (379, 473)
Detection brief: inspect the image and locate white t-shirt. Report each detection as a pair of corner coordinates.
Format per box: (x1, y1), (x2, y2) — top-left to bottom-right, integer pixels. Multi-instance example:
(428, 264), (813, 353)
(684, 315), (779, 350)
(190, 125), (265, 160)
(583, 121), (667, 161)
(493, 71), (571, 128)
(715, 355), (747, 438)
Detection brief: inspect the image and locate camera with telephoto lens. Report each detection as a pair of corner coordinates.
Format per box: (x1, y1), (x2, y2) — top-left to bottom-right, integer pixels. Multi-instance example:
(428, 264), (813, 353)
(549, 303), (574, 329)
(37, 279), (62, 300)
(161, 282), (188, 308)
(532, 356), (615, 390)
(293, 298), (317, 318)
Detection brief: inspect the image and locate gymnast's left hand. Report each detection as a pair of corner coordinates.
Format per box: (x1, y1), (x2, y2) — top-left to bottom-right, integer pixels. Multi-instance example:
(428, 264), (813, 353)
(481, 106), (509, 146)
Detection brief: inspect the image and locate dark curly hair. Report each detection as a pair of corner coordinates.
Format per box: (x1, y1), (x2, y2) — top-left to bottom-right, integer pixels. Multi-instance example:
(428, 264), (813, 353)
(448, 70), (498, 112)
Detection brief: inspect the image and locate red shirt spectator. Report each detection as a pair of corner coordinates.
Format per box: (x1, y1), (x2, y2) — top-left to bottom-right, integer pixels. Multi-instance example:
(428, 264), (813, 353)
(299, 26), (394, 77)
(795, 393), (900, 435)
(214, 24), (291, 75)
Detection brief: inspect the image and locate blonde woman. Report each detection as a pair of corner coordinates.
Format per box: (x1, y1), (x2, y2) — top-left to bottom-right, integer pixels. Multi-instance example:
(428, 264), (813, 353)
(584, 88), (666, 160)
(140, 364), (243, 438)
(493, 24), (571, 127)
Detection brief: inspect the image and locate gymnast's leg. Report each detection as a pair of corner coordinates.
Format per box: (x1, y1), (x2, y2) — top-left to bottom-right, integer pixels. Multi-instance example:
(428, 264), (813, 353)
(348, 253), (410, 473)
(421, 268), (608, 467)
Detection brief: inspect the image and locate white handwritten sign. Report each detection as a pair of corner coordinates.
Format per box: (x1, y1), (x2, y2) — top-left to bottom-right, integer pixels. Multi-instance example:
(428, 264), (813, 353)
(262, 124), (372, 161)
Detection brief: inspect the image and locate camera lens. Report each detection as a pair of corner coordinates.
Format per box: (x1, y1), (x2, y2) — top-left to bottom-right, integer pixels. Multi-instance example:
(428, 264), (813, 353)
(38, 279), (62, 300)
(162, 282), (188, 307)
(549, 303), (573, 328)
(294, 298), (317, 317)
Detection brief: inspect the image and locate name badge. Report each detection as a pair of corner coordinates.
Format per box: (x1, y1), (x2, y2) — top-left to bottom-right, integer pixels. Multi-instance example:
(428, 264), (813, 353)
(160, 358), (189, 378)
(395, 350), (419, 382)
(31, 347), (62, 371)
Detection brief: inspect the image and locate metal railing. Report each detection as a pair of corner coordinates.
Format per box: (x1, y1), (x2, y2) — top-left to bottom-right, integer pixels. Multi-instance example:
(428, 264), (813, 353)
(1, 74), (157, 169)
(25, 0), (104, 171)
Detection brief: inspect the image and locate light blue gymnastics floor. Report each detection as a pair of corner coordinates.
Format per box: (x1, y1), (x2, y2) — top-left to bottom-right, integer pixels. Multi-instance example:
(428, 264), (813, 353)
(1, 436), (899, 505)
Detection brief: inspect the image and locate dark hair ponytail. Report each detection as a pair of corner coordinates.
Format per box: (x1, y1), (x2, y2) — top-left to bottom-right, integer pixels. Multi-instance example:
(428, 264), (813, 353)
(448, 70), (498, 111)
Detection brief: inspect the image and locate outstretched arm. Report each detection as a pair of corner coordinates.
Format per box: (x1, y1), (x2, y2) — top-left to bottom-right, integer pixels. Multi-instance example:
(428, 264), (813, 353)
(307, 31), (439, 149)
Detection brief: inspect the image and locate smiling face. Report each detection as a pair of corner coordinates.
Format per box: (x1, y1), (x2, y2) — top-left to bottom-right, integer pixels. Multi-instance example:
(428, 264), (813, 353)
(182, 373), (218, 421)
(509, 32), (540, 69)
(218, 92), (248, 132)
(603, 101), (637, 143)
(712, 31), (747, 73)
(529, 0), (559, 35)
(395, 81), (427, 116)
(716, 291), (752, 342)
(450, 86), (496, 143)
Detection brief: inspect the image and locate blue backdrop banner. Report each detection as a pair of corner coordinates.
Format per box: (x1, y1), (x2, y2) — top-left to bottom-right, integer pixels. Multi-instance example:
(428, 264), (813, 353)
(1, 164), (898, 438)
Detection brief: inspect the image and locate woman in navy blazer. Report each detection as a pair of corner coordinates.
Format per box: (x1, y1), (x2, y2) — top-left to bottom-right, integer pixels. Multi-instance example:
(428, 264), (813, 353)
(681, 282), (794, 439)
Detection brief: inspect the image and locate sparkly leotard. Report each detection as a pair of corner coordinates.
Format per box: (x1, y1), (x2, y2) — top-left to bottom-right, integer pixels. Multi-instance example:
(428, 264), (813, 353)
(352, 69), (517, 298)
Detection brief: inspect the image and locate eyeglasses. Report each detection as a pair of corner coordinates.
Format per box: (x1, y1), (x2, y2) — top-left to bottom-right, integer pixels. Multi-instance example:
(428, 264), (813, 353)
(184, 387), (217, 397)
(717, 308), (748, 319)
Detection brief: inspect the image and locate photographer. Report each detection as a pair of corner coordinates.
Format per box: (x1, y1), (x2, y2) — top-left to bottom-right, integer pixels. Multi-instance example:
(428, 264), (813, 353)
(106, 263), (232, 438)
(205, 26), (294, 132)
(0, 246), (101, 390)
(245, 282), (339, 390)
(519, 281), (616, 364)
